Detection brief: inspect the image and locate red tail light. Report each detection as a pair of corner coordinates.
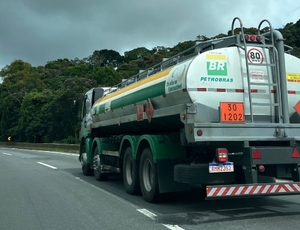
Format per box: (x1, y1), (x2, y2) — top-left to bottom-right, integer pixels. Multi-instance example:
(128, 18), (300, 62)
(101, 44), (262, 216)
(258, 165), (265, 172)
(216, 148), (228, 163)
(256, 36), (262, 42)
(250, 35), (256, 42)
(292, 149), (300, 158)
(252, 149), (262, 159)
(244, 35), (263, 43)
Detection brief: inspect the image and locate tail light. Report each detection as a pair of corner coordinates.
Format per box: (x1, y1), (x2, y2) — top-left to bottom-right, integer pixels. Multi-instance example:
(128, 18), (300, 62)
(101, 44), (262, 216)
(258, 165), (265, 172)
(216, 148), (228, 163)
(244, 35), (263, 43)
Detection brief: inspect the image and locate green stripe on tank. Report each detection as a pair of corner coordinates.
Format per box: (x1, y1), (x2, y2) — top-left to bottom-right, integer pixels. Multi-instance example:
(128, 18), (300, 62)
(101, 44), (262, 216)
(111, 81), (165, 111)
(99, 104), (105, 113)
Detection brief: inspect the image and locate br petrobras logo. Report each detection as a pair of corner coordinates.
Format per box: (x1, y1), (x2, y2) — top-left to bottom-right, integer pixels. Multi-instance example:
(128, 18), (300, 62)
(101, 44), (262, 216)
(206, 54), (228, 76)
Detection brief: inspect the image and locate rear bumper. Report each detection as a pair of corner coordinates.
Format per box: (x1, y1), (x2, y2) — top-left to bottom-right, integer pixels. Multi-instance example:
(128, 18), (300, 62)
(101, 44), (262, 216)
(206, 182), (300, 200)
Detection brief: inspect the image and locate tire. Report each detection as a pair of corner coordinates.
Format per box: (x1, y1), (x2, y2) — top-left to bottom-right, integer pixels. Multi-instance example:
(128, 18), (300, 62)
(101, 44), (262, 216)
(123, 147), (140, 195)
(139, 148), (160, 203)
(93, 146), (108, 181)
(174, 163), (235, 185)
(80, 145), (92, 176)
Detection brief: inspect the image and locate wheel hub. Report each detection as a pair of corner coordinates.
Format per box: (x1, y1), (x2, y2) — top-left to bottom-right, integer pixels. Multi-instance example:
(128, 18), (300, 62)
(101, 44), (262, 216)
(81, 153), (88, 166)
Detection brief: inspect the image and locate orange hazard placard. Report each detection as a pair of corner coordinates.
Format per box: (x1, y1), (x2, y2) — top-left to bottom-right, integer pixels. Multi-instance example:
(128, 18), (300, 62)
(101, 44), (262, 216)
(220, 102), (245, 123)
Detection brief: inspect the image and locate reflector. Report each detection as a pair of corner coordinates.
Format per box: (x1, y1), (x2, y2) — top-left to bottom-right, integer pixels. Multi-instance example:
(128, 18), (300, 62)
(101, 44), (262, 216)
(197, 130), (203, 136)
(292, 149), (300, 158)
(252, 149), (262, 159)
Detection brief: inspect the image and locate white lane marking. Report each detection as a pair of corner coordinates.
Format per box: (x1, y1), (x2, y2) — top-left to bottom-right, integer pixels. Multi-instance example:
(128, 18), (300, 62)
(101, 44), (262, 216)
(137, 208), (157, 220)
(163, 224), (185, 230)
(2, 152), (12, 156)
(137, 209), (185, 230)
(36, 150), (78, 156)
(37, 162), (57, 169)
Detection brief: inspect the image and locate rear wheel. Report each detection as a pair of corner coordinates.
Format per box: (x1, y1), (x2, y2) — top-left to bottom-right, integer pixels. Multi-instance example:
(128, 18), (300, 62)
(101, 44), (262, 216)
(140, 148), (160, 203)
(93, 146), (108, 181)
(123, 147), (140, 195)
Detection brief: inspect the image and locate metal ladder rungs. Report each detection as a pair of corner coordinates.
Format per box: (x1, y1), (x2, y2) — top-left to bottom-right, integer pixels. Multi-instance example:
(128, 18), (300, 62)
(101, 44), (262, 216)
(249, 82), (277, 86)
(247, 63), (276, 67)
(251, 102), (279, 106)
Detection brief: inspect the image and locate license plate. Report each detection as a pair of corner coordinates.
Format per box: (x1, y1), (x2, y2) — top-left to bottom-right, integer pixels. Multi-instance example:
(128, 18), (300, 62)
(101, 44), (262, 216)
(209, 162), (234, 173)
(220, 102), (245, 123)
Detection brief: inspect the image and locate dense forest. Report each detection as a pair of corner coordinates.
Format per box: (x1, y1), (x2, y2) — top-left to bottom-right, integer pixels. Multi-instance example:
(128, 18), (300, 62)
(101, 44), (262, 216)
(0, 20), (299, 143)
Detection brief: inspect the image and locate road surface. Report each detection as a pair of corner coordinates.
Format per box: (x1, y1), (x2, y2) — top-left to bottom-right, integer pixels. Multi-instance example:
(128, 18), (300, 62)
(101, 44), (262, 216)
(1, 147), (300, 230)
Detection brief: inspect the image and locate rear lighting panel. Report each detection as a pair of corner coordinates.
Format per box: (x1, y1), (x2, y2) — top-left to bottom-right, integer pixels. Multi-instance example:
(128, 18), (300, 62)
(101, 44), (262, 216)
(243, 34), (264, 43)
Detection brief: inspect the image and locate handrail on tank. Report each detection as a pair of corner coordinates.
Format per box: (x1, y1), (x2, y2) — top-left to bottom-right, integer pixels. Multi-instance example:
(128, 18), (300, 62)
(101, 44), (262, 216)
(262, 29), (290, 123)
(102, 41), (201, 96)
(258, 19), (274, 47)
(231, 17), (245, 36)
(104, 17), (248, 96)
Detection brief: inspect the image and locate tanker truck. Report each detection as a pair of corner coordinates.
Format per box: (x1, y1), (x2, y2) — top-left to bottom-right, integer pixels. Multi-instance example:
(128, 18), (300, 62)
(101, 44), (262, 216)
(78, 18), (300, 202)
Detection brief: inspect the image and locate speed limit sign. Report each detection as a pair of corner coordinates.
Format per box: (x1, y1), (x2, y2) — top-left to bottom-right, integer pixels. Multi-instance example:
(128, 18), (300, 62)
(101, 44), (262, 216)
(247, 48), (264, 64)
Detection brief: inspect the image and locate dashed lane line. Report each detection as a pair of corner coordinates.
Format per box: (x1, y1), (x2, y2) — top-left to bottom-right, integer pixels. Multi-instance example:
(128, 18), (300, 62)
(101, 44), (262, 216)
(36, 162), (58, 169)
(137, 209), (157, 220)
(162, 224), (185, 230)
(137, 208), (185, 230)
(1, 152), (12, 156)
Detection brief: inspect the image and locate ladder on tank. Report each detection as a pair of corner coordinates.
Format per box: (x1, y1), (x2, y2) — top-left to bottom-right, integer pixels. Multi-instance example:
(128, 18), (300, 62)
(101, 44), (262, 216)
(231, 17), (283, 123)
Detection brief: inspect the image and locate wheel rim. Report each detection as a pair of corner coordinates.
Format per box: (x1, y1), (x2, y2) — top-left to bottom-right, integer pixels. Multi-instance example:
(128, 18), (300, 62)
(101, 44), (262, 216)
(143, 158), (153, 192)
(125, 156), (133, 185)
(93, 155), (101, 175)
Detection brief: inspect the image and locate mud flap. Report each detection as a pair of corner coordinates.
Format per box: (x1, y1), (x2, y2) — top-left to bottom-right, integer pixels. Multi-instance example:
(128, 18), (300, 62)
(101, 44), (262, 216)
(156, 159), (190, 193)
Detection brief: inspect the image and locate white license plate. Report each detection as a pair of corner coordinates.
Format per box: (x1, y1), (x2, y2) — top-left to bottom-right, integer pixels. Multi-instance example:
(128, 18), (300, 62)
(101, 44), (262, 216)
(209, 162), (234, 173)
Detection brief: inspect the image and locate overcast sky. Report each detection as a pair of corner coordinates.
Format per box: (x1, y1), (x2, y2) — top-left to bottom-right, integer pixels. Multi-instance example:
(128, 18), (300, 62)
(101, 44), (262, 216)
(1, 0), (300, 70)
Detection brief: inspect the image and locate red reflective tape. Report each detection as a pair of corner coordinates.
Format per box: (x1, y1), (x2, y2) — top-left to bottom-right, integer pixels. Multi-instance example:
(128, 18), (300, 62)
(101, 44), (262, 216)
(271, 90), (276, 93)
(267, 184), (275, 193)
(275, 185), (283, 193)
(282, 184), (290, 192)
(258, 185), (266, 194)
(251, 89), (258, 93)
(288, 90), (296, 94)
(249, 186), (257, 194)
(207, 183), (300, 198)
(230, 186), (239, 195)
(217, 88), (226, 92)
(197, 88), (207, 92)
(222, 186), (232, 195)
(235, 89), (244, 93)
(241, 186), (249, 195)
(289, 184), (298, 192)
(213, 188), (222, 196)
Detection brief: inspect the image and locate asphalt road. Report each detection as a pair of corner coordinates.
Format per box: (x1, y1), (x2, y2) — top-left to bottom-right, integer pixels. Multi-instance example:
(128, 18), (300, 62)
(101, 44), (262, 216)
(1, 148), (300, 230)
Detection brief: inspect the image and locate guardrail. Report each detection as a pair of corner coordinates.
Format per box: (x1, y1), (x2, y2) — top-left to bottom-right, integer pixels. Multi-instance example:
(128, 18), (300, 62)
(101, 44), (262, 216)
(0, 142), (79, 154)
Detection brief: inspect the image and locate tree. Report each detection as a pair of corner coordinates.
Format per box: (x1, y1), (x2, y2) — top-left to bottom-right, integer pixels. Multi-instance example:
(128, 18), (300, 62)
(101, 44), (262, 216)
(124, 47), (152, 62)
(88, 49), (124, 67)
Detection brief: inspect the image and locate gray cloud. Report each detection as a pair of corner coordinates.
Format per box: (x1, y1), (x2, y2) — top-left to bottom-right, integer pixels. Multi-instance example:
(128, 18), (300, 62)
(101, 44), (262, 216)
(0, 0), (300, 69)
